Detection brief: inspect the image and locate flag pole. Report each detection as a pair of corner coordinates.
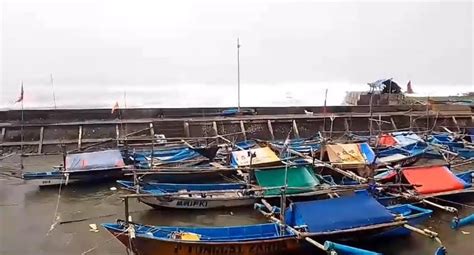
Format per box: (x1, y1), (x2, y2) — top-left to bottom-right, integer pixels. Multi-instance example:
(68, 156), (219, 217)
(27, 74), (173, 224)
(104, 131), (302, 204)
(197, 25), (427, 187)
(50, 74), (57, 109)
(123, 90), (128, 147)
(237, 38), (241, 112)
(20, 81), (24, 169)
(322, 88), (328, 138)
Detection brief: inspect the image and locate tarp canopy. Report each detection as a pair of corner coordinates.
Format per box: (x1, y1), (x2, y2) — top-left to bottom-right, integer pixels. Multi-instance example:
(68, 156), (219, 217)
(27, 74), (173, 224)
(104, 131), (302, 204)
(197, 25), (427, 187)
(326, 143), (375, 168)
(392, 132), (423, 146)
(285, 191), (395, 233)
(378, 134), (397, 147)
(402, 165), (469, 194)
(379, 132), (423, 147)
(66, 149), (124, 171)
(231, 147), (281, 167)
(254, 165), (319, 196)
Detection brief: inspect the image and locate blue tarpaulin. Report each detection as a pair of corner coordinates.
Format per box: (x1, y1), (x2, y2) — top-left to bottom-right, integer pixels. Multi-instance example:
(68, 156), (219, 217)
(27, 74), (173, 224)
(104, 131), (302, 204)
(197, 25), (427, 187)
(359, 143), (376, 164)
(285, 191), (395, 233)
(392, 132), (423, 146)
(66, 149), (125, 171)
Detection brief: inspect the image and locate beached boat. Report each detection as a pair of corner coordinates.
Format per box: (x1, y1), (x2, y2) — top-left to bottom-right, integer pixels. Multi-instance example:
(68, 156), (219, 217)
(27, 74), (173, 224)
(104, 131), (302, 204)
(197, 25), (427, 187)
(129, 166), (238, 183)
(279, 191), (433, 240)
(103, 191), (432, 255)
(271, 138), (321, 154)
(376, 132), (428, 166)
(117, 164), (341, 209)
(230, 146), (282, 168)
(129, 147), (205, 168)
(22, 149), (125, 186)
(103, 222), (299, 255)
(429, 133), (474, 159)
(116, 181), (260, 209)
(253, 164), (337, 199)
(374, 164), (474, 205)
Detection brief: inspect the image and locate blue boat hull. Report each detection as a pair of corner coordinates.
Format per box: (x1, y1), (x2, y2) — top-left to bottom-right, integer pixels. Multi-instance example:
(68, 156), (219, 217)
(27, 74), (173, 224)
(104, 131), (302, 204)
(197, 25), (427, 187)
(23, 168), (124, 186)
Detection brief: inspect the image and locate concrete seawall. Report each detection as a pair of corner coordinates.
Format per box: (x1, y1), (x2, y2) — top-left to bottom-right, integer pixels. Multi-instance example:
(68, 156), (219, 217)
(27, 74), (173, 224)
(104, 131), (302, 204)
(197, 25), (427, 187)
(0, 104), (472, 154)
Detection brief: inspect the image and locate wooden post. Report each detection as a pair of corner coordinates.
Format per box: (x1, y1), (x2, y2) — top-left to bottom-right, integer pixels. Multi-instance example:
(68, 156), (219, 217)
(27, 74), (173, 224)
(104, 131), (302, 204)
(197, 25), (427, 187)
(124, 197), (130, 223)
(267, 120), (275, 140)
(212, 121), (219, 143)
(77, 125), (83, 150)
(149, 123), (155, 136)
(115, 124), (120, 146)
(212, 121), (218, 136)
(378, 114), (382, 133)
(426, 99), (430, 132)
(409, 115), (413, 131)
(150, 123), (155, 166)
(390, 117), (397, 130)
(344, 118), (350, 133)
(1, 128), (5, 143)
(38, 126), (44, 154)
(184, 122), (190, 137)
(329, 116), (335, 138)
(240, 121), (247, 141)
(292, 120), (300, 138)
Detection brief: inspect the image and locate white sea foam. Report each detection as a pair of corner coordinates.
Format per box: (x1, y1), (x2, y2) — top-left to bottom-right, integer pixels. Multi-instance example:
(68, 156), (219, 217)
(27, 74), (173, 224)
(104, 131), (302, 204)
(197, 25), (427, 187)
(0, 82), (472, 110)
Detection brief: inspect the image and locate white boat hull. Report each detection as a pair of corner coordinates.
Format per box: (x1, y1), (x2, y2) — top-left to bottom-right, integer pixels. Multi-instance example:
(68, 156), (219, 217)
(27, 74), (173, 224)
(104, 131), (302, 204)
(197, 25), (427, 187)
(139, 196), (257, 209)
(25, 178), (79, 187)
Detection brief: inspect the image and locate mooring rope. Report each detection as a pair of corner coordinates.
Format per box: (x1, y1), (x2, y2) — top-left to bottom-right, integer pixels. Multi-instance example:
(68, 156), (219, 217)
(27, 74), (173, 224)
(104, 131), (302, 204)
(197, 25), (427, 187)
(81, 227), (129, 255)
(46, 175), (64, 236)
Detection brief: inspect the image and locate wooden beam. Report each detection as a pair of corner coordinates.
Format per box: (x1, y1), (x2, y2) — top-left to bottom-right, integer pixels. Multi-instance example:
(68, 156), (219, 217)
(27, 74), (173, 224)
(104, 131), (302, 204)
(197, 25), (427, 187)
(292, 120), (300, 138)
(183, 122), (190, 137)
(240, 120), (247, 141)
(451, 116), (461, 132)
(267, 120), (275, 140)
(390, 117), (397, 130)
(38, 126), (44, 154)
(77, 125), (83, 149)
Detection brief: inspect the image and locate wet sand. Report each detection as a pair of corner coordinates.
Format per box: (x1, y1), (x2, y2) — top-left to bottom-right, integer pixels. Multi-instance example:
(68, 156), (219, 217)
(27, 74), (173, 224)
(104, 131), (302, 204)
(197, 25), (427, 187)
(1, 155), (473, 255)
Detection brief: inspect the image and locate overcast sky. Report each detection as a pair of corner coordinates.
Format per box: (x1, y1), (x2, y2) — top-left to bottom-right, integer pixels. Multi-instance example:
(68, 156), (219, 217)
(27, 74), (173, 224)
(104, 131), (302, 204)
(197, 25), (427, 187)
(0, 0), (472, 109)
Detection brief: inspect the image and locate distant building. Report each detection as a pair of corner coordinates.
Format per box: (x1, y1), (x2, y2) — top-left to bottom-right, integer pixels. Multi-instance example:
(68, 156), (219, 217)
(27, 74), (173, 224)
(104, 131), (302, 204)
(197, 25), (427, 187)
(344, 78), (405, 106)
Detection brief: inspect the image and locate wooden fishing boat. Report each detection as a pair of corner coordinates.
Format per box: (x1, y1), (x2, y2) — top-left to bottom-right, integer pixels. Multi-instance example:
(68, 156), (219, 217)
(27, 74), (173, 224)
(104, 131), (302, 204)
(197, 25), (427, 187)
(22, 149), (125, 186)
(270, 138), (321, 154)
(376, 132), (428, 166)
(116, 181), (260, 209)
(103, 222), (300, 255)
(428, 133), (474, 159)
(117, 165), (346, 209)
(253, 164), (340, 200)
(129, 166), (237, 183)
(103, 191), (432, 255)
(269, 191), (433, 241)
(374, 165), (474, 205)
(130, 147), (205, 168)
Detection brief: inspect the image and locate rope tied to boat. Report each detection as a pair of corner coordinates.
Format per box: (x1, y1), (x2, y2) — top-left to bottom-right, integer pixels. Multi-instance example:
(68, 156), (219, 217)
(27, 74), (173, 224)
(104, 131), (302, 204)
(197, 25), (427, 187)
(81, 227), (129, 255)
(46, 175), (65, 236)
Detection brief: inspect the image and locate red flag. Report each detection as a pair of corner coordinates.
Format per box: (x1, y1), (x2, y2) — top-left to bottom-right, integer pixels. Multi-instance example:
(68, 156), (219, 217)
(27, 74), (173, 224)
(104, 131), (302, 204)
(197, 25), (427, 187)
(406, 80), (414, 94)
(111, 101), (119, 114)
(15, 83), (24, 103)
